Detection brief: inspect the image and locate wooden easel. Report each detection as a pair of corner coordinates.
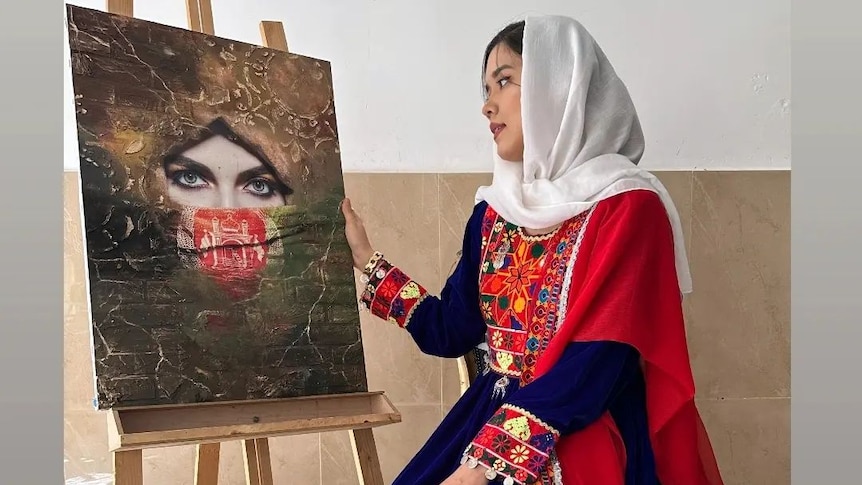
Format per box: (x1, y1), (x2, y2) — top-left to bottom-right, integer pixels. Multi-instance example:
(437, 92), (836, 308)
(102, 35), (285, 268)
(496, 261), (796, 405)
(108, 391), (399, 485)
(101, 1), (400, 484)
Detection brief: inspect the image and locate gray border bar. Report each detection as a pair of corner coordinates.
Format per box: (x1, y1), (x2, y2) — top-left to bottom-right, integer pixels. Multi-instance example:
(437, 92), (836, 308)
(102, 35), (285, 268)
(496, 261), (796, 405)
(792, 0), (862, 483)
(0, 0), (64, 483)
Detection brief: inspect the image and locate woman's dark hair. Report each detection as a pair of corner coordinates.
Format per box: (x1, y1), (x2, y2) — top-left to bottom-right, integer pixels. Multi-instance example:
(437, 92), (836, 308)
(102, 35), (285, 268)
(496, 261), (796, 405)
(481, 21), (525, 98)
(482, 21), (526, 77)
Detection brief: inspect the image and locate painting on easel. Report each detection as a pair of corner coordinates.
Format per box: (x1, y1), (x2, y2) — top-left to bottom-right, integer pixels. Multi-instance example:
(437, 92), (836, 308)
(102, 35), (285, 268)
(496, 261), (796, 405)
(66, 4), (367, 409)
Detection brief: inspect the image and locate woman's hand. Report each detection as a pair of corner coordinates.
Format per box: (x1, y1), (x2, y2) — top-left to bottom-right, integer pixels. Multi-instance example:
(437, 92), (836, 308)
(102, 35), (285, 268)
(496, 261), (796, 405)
(439, 463), (491, 485)
(341, 198), (374, 269)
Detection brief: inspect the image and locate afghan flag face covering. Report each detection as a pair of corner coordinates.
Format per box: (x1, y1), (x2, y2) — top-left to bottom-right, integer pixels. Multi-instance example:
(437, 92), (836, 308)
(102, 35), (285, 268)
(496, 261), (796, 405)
(175, 205), (301, 302)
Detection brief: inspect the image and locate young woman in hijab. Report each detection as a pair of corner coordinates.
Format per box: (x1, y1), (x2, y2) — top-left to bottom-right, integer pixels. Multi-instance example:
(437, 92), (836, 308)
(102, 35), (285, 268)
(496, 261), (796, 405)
(341, 15), (724, 485)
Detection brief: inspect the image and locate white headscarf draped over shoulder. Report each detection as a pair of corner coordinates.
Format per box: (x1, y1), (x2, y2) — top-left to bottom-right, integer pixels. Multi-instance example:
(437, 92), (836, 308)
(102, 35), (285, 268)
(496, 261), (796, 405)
(474, 15), (693, 294)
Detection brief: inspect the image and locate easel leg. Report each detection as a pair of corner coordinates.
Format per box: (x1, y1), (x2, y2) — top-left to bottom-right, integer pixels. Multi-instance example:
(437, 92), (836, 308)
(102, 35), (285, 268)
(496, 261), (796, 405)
(105, 0), (133, 17)
(242, 438), (274, 485)
(113, 449), (143, 485)
(242, 439), (261, 485)
(254, 438), (274, 485)
(195, 443), (221, 485)
(350, 429), (385, 485)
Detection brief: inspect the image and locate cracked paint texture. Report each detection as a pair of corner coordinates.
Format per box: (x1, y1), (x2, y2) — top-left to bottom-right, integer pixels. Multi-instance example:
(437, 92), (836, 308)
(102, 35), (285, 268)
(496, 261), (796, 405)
(66, 5), (367, 409)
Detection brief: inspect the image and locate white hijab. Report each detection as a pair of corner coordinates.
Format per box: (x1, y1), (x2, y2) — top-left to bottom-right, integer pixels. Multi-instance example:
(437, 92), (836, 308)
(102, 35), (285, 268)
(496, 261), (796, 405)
(475, 15), (693, 294)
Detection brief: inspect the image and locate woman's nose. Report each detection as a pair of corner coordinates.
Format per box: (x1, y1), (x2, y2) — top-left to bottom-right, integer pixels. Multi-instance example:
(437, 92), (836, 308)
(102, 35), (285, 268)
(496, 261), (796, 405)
(218, 187), (237, 208)
(482, 99), (496, 119)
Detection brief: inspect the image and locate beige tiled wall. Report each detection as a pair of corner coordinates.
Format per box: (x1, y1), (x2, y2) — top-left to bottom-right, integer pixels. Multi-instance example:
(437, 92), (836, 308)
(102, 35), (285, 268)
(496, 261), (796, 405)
(64, 170), (790, 485)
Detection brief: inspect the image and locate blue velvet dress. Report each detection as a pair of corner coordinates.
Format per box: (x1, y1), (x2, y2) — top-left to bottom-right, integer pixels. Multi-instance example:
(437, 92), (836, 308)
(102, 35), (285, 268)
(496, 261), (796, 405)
(359, 201), (660, 485)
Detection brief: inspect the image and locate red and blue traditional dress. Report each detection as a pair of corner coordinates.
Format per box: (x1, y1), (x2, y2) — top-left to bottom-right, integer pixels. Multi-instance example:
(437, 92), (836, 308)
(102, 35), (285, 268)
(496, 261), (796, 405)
(359, 190), (724, 485)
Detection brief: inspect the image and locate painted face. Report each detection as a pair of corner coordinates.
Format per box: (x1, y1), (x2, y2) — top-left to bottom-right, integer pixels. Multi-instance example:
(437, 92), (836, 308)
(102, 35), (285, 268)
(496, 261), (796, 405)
(482, 43), (524, 162)
(164, 134), (288, 208)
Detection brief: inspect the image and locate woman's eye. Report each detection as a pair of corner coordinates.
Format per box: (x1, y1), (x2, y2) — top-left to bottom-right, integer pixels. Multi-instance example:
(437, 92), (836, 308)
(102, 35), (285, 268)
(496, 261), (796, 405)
(173, 170), (207, 188)
(245, 179), (274, 196)
(498, 77), (510, 88)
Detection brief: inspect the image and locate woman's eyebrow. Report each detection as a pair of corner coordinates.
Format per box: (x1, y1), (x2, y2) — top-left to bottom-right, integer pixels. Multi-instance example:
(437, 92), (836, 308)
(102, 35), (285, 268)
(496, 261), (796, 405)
(166, 156), (216, 181)
(492, 64), (513, 78)
(484, 64), (514, 93)
(236, 166), (271, 182)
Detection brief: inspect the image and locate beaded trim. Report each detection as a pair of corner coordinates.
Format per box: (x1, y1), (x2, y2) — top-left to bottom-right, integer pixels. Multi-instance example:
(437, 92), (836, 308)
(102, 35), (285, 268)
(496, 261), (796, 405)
(363, 250), (384, 274)
(517, 225), (562, 242)
(460, 452), (519, 485)
(358, 258), (428, 328)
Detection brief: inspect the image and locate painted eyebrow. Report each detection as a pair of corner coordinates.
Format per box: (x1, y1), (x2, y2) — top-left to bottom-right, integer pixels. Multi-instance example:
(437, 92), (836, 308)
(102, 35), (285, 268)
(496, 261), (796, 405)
(236, 166), (272, 183)
(166, 156), (216, 182)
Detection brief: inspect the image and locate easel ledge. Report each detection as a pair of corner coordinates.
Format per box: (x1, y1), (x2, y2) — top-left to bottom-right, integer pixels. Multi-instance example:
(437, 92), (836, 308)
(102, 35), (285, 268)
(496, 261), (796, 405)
(88, 2), (403, 484)
(107, 391), (399, 485)
(107, 391), (400, 451)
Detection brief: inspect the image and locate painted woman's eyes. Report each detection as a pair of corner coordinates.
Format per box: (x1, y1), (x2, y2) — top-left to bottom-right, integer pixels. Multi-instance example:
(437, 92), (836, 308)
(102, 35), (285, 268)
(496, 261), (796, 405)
(244, 179), (275, 196)
(173, 170), (209, 188)
(166, 163), (281, 201)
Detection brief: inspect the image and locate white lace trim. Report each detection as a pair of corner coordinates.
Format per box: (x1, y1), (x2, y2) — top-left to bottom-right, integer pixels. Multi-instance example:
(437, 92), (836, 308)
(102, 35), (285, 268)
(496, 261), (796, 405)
(556, 206), (596, 334)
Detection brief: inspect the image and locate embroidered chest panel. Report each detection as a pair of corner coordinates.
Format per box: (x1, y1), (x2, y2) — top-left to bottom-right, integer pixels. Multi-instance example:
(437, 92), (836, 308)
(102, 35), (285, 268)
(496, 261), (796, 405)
(478, 207), (590, 386)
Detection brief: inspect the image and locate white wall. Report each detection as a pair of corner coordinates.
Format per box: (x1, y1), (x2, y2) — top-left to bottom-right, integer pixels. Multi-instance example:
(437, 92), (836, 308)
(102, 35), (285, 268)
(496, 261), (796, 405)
(63, 0), (790, 172)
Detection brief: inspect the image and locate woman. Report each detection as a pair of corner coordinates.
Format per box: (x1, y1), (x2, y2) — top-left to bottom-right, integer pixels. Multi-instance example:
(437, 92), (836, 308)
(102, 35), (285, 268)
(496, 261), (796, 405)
(341, 15), (724, 485)
(160, 117), (300, 302)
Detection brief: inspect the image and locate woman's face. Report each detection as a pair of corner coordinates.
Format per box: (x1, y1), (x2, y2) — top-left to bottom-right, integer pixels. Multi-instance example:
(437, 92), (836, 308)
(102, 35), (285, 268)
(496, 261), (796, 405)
(164, 135), (287, 208)
(482, 42), (524, 162)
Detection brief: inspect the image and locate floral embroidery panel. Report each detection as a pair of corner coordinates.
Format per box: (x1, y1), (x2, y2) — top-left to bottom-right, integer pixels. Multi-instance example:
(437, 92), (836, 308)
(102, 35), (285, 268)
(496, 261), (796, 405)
(478, 207), (588, 386)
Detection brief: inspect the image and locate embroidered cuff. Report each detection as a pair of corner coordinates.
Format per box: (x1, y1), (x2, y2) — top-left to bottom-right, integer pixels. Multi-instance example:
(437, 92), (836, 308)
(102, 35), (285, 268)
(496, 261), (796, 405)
(464, 404), (560, 484)
(359, 259), (428, 328)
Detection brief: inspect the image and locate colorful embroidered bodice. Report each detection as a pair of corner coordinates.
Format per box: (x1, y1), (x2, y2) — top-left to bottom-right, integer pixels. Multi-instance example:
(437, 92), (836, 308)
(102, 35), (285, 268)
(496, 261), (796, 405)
(478, 207), (589, 387)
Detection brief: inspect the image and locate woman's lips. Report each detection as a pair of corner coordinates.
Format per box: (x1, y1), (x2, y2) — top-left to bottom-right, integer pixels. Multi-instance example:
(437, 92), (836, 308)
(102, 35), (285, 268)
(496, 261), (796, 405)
(490, 123), (506, 140)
